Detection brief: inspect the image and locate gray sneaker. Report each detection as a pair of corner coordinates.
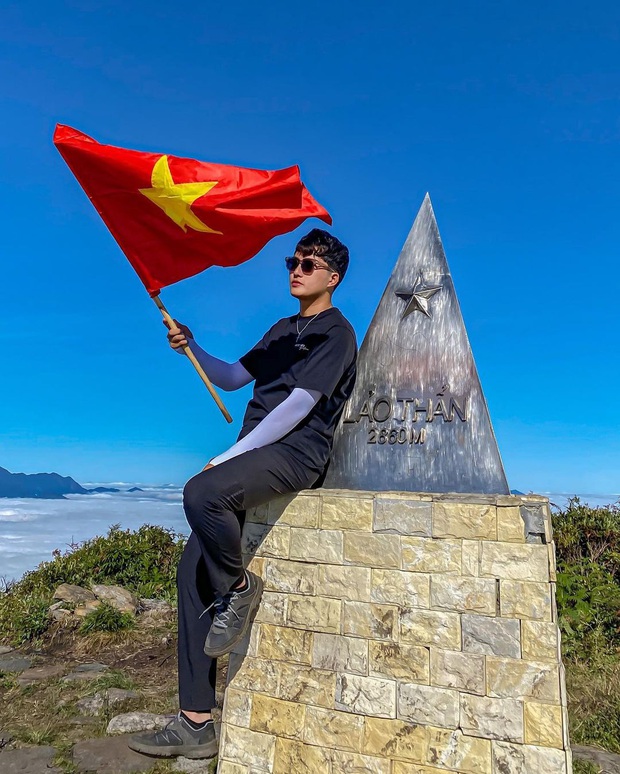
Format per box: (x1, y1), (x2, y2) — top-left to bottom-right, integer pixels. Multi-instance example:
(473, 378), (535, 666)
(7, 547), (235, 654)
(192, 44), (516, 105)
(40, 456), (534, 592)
(203, 570), (263, 657)
(127, 712), (217, 759)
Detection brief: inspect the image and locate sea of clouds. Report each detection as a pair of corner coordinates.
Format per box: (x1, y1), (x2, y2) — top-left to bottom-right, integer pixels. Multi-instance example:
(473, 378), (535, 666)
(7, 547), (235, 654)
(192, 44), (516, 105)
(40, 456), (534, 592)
(0, 484), (188, 584)
(0, 486), (618, 584)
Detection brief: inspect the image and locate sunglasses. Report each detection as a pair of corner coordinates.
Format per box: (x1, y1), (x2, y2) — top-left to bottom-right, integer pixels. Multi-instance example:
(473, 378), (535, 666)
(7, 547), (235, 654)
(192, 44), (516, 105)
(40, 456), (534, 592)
(285, 256), (334, 275)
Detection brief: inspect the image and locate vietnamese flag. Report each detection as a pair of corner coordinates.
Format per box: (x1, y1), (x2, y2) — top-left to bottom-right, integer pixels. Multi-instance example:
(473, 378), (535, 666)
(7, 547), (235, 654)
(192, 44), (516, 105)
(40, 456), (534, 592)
(54, 125), (332, 296)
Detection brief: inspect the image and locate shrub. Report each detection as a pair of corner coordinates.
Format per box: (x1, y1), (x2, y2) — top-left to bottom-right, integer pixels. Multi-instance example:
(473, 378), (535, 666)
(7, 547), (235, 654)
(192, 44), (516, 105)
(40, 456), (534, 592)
(553, 497), (620, 660)
(79, 601), (135, 634)
(0, 524), (185, 645)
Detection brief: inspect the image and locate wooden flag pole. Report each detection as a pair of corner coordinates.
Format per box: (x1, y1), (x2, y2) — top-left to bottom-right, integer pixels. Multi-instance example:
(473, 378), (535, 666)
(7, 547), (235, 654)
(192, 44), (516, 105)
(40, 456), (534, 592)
(152, 294), (233, 424)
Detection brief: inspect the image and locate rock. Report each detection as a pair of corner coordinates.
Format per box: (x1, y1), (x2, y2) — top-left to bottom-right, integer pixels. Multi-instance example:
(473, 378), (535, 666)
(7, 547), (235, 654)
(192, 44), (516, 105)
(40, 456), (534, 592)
(106, 711), (170, 735)
(17, 664), (66, 685)
(173, 756), (218, 772)
(0, 645), (14, 654)
(0, 655), (31, 673)
(76, 688), (141, 716)
(107, 688), (141, 705)
(73, 599), (102, 617)
(62, 663), (108, 682)
(92, 584), (138, 614)
(139, 608), (174, 626)
(73, 736), (155, 773)
(76, 662), (109, 672)
(572, 744), (620, 773)
(76, 694), (105, 715)
(53, 583), (96, 604)
(50, 608), (72, 622)
(139, 598), (173, 612)
(0, 745), (62, 773)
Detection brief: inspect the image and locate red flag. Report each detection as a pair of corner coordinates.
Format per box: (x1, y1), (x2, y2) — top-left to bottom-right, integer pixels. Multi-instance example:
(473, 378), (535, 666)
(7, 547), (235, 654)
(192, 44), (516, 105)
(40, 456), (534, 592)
(54, 125), (332, 295)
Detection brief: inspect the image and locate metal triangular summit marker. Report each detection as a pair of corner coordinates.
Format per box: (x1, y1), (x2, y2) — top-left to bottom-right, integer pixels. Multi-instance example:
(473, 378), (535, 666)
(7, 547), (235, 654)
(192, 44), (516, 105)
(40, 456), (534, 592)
(325, 195), (509, 493)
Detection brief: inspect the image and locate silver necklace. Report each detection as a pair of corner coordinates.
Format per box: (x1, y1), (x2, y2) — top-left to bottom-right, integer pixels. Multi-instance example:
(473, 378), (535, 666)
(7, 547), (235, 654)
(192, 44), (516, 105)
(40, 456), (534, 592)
(295, 312), (320, 350)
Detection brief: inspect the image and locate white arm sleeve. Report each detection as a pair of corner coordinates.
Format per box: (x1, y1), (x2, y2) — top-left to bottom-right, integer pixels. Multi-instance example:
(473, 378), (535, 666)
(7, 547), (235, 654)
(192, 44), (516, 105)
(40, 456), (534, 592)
(209, 388), (321, 466)
(185, 339), (253, 391)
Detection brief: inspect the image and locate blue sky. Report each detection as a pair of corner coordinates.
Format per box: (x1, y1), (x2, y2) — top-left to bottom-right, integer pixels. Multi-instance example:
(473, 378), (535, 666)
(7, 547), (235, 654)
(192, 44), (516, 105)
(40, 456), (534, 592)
(1, 0), (619, 494)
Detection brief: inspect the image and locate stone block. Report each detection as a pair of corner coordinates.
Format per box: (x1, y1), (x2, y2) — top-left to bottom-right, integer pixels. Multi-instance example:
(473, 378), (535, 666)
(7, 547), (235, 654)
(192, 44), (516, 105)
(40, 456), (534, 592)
(321, 495), (374, 530)
(242, 524), (290, 559)
(500, 580), (552, 621)
(392, 766), (444, 774)
(273, 738), (332, 774)
(257, 624), (313, 664)
(344, 600), (398, 641)
(362, 717), (427, 763)
(429, 648), (485, 695)
(330, 750), (391, 773)
(401, 537), (461, 574)
(220, 724), (276, 771)
(548, 543), (557, 581)
(480, 543), (549, 582)
(362, 716), (426, 761)
(370, 569), (430, 608)
(312, 633), (369, 675)
(263, 559), (317, 595)
(519, 504), (547, 543)
(430, 576), (496, 615)
(277, 663), (336, 708)
(303, 706), (364, 752)
(250, 694), (306, 740)
(497, 506), (526, 542)
(432, 502), (496, 540)
(397, 683), (459, 728)
(254, 592), (288, 626)
(216, 763), (249, 774)
(227, 656), (279, 696)
(246, 503), (269, 524)
(460, 694), (524, 743)
(317, 564), (371, 601)
(245, 555), (265, 577)
(486, 658), (560, 702)
(461, 614), (521, 658)
(336, 673), (397, 718)
(268, 494), (320, 528)
(521, 621), (559, 662)
(223, 688), (252, 728)
(400, 609), (461, 650)
(286, 595), (341, 633)
(373, 498), (432, 536)
(344, 533), (401, 568)
(369, 640), (429, 683)
(492, 741), (568, 773)
(461, 540), (480, 576)
(524, 701), (564, 748)
(289, 528), (344, 564)
(426, 727), (492, 773)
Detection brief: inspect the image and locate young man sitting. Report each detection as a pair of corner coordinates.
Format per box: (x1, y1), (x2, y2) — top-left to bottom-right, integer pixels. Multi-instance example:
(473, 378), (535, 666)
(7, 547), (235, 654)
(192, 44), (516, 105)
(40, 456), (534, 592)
(129, 229), (357, 759)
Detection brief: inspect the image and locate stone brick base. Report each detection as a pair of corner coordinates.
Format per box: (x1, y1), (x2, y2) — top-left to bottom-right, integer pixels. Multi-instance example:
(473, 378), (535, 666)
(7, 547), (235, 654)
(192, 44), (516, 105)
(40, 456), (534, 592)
(217, 490), (572, 773)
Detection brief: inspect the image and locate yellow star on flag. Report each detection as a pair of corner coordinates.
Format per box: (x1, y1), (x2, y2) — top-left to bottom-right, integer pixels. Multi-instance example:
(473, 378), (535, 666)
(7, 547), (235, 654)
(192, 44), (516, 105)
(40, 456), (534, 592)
(139, 155), (222, 234)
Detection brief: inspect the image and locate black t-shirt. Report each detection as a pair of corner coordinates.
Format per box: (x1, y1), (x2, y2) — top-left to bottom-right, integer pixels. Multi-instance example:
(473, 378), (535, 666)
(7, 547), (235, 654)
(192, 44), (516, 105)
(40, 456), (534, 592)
(238, 307), (357, 472)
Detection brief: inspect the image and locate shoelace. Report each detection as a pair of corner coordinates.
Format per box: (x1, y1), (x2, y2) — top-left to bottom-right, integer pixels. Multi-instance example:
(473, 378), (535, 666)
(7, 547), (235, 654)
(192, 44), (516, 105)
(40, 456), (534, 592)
(198, 587), (242, 629)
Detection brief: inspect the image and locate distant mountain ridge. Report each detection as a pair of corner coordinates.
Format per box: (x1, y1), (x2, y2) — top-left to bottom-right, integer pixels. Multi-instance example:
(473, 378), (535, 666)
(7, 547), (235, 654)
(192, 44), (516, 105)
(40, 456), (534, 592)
(0, 467), (142, 499)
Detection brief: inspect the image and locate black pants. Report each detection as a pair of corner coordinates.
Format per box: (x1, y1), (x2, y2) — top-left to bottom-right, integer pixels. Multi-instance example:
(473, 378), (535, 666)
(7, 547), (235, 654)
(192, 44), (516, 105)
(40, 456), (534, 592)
(177, 443), (321, 711)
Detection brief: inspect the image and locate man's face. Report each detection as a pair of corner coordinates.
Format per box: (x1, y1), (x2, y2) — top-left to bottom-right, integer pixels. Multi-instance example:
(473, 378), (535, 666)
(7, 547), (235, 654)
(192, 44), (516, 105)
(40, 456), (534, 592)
(289, 250), (339, 300)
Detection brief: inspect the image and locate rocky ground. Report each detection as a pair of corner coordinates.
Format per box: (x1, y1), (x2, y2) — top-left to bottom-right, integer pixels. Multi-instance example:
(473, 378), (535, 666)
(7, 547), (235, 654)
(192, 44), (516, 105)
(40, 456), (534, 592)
(0, 583), (221, 774)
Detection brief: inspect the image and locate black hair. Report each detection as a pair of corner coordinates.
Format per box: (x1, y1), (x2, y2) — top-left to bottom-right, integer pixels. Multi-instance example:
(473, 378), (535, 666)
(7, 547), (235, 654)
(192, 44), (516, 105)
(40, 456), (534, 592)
(295, 228), (349, 287)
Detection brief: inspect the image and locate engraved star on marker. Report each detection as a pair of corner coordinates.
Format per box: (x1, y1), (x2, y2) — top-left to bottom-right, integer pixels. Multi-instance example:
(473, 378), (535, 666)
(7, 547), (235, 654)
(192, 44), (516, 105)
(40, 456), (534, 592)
(139, 155), (223, 234)
(395, 274), (442, 319)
